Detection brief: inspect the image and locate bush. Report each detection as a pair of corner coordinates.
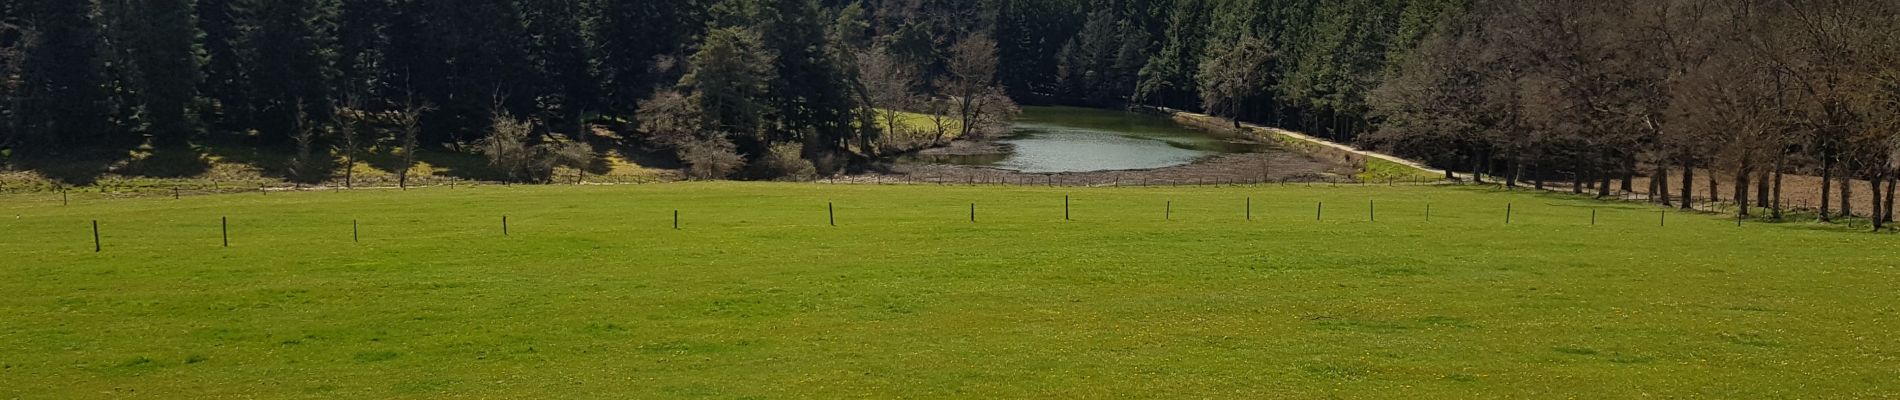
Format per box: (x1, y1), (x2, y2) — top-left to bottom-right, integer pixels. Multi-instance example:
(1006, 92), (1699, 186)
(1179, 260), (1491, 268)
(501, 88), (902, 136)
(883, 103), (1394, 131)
(756, 143), (816, 180)
(678, 137), (745, 180)
(477, 114), (537, 181)
(534, 140), (594, 182)
(479, 113), (598, 183)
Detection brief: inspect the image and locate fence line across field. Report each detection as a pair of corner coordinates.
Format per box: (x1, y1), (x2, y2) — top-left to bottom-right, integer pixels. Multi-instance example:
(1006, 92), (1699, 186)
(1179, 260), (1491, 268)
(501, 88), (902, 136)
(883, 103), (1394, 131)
(67, 195), (1814, 253)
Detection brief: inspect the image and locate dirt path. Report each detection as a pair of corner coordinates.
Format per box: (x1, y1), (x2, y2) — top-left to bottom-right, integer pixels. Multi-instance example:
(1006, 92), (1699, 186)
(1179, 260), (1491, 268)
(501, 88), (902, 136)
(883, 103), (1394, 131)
(1155, 107), (1448, 177)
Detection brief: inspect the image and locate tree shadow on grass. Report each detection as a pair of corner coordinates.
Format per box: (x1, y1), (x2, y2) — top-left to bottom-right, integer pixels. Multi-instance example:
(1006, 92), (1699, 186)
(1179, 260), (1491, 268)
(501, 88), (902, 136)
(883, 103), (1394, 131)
(12, 146), (138, 186)
(198, 135), (294, 179)
(415, 150), (507, 182)
(118, 145), (212, 178)
(591, 125), (682, 170)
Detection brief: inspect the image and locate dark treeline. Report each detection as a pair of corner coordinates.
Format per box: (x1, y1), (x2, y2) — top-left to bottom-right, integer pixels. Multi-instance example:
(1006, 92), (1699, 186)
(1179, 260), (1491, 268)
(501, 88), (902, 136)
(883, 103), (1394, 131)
(2, 0), (1898, 228)
(0, 0), (1462, 181)
(0, 0), (1023, 183)
(1367, 0), (1900, 229)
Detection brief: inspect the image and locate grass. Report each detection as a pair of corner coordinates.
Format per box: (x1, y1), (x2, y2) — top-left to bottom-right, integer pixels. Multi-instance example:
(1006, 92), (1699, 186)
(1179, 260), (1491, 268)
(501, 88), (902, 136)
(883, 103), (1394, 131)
(2, 183), (1898, 398)
(874, 109), (962, 138)
(1357, 158), (1442, 183)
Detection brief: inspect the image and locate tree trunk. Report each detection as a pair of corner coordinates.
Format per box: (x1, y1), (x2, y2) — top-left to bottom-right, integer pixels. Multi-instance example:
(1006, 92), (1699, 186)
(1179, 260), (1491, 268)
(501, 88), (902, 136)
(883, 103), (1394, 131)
(1572, 170), (1584, 194)
(1756, 168), (1771, 208)
(1873, 177), (1885, 230)
(1621, 158), (1636, 193)
(1763, 166), (1778, 219)
(1708, 173), (1719, 204)
(1597, 174), (1611, 198)
(1533, 163), (1545, 190)
(1735, 165), (1750, 218)
(1470, 150), (1485, 184)
(1648, 168), (1660, 202)
(1819, 157), (1833, 222)
(1840, 176), (1853, 218)
(1505, 159), (1519, 188)
(1885, 175), (1897, 226)
(1680, 160), (1695, 211)
(1484, 155), (1496, 184)
(1657, 165), (1672, 206)
(345, 151), (355, 189)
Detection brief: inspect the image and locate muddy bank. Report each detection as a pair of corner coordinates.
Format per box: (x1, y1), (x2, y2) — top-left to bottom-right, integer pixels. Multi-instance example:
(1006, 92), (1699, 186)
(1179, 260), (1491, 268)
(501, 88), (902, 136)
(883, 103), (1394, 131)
(915, 139), (1011, 157)
(837, 150), (1357, 186)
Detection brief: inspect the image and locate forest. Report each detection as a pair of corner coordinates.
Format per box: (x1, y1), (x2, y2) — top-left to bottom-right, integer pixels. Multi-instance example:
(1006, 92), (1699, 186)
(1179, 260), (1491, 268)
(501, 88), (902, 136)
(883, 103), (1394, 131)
(2, 0), (1899, 226)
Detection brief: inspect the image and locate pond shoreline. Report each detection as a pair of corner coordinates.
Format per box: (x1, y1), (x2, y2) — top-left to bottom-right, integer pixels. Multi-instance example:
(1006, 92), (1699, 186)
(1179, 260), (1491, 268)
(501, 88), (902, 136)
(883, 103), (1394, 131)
(864, 106), (1367, 185)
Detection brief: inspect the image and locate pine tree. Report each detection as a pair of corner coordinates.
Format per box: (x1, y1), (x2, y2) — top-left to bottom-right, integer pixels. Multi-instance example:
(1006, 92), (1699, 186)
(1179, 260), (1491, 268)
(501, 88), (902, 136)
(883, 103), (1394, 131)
(521, 0), (595, 138)
(122, 0), (204, 146)
(336, 0), (390, 104)
(247, 0), (332, 144)
(14, 0), (113, 159)
(1136, 0), (1209, 110)
(757, 0), (859, 156)
(196, 0), (252, 132)
(592, 0), (702, 115)
(422, 0), (531, 145)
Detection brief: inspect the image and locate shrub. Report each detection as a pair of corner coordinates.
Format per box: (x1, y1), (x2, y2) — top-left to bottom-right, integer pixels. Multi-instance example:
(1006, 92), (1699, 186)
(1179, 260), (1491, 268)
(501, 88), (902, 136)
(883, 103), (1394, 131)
(477, 114), (537, 181)
(756, 143), (816, 180)
(678, 137), (745, 180)
(479, 113), (598, 183)
(534, 140), (595, 182)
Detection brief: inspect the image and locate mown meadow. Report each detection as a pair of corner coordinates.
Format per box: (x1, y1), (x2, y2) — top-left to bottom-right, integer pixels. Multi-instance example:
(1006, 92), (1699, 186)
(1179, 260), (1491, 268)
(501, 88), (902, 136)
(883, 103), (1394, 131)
(1, 182), (1896, 398)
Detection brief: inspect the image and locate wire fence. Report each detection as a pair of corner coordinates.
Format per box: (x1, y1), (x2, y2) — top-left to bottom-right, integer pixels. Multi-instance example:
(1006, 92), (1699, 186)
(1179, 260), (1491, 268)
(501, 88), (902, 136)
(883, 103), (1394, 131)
(8, 169), (1893, 231)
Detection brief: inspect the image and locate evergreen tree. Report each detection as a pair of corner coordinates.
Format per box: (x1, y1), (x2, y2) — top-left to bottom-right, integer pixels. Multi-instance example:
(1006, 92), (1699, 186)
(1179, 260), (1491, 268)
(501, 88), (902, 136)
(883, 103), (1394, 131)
(196, 0), (251, 132)
(1107, 19), (1150, 103)
(1, 0), (29, 148)
(122, 0), (204, 146)
(521, 0), (595, 138)
(247, 0), (332, 143)
(757, 0), (860, 155)
(995, 0), (1084, 97)
(335, 0), (390, 103)
(592, 0), (702, 115)
(422, 0), (532, 145)
(1135, 0), (1208, 109)
(14, 0), (113, 159)
(681, 27), (774, 145)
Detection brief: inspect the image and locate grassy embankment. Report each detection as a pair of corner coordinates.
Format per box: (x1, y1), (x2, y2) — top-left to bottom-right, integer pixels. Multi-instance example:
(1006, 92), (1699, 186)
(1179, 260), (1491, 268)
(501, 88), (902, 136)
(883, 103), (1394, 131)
(2, 182), (1896, 398)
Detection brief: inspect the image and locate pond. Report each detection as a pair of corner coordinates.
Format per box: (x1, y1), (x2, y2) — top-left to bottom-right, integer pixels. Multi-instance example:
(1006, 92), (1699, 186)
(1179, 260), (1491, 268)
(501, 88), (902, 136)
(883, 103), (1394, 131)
(912, 106), (1262, 173)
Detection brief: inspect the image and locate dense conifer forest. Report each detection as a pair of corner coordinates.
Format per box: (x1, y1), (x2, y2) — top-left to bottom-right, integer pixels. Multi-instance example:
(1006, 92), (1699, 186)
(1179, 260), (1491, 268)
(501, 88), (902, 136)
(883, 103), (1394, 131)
(2, 0), (1898, 225)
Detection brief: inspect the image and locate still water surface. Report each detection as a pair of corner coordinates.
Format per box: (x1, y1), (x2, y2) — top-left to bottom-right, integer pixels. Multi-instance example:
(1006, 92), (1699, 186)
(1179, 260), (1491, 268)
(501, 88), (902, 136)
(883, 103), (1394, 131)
(918, 106), (1259, 173)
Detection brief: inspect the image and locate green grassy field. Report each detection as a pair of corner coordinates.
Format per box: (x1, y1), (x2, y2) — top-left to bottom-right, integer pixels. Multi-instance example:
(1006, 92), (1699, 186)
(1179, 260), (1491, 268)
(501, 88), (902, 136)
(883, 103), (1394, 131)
(2, 183), (1896, 398)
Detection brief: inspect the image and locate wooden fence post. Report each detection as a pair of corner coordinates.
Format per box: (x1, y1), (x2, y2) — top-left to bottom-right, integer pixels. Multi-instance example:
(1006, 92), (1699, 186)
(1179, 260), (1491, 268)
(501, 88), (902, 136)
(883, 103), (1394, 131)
(221, 217), (229, 247)
(92, 220), (101, 253)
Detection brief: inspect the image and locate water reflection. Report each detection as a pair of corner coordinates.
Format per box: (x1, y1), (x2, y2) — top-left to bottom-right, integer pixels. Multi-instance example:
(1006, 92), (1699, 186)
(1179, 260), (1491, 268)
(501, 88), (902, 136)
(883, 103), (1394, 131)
(909, 106), (1263, 173)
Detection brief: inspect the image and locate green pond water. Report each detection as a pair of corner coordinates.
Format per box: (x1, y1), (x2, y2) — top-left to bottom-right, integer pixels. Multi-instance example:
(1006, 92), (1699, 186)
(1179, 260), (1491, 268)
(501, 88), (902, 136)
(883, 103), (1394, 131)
(914, 106), (1261, 173)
